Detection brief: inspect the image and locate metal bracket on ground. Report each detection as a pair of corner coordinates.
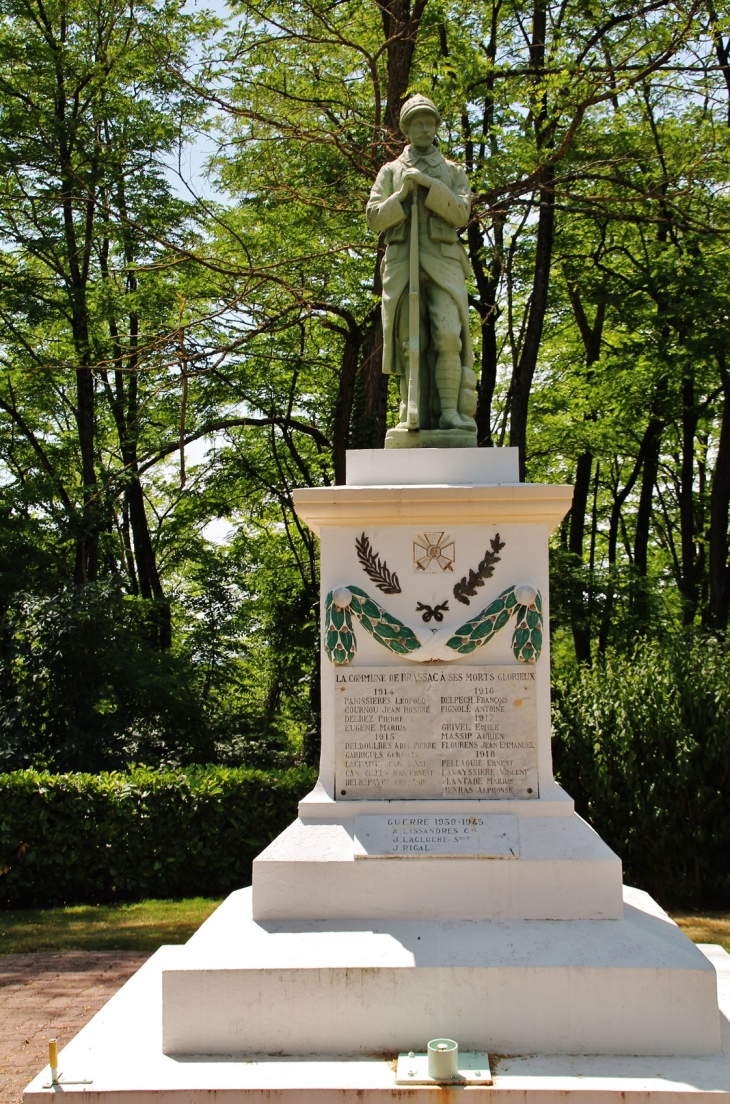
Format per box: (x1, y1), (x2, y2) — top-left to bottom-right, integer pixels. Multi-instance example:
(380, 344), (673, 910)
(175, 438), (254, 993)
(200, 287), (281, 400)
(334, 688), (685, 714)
(395, 1051), (492, 1085)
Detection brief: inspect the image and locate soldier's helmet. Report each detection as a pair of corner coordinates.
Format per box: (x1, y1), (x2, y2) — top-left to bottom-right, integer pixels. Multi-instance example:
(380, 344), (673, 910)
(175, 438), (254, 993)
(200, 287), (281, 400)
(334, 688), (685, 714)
(399, 94), (441, 134)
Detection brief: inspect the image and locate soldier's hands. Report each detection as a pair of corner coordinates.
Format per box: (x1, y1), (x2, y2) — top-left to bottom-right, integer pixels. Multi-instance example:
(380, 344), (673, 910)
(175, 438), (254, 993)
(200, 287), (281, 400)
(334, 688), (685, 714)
(395, 177), (414, 201)
(404, 168), (435, 188)
(397, 168), (435, 201)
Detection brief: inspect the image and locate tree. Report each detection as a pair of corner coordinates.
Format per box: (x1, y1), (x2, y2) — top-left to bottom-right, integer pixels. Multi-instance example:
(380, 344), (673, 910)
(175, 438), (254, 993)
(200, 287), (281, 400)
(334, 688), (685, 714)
(0, 0), (213, 639)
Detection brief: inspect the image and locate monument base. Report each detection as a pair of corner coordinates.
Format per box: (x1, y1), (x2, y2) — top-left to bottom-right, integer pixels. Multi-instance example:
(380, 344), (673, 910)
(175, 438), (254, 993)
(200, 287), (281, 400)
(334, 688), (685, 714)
(23, 449), (729, 1101)
(157, 885), (719, 1059)
(251, 810), (623, 921)
(24, 1001), (730, 1104)
(384, 426), (477, 448)
(24, 898), (730, 1104)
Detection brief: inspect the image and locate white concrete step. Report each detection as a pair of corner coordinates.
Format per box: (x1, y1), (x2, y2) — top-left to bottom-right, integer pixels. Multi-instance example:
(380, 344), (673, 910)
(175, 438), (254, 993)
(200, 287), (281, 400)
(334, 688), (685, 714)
(252, 812), (623, 920)
(161, 885), (719, 1058)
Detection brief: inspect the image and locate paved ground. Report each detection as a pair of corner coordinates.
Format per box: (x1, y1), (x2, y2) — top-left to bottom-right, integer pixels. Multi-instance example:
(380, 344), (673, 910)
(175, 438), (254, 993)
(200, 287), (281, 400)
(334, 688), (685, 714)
(0, 952), (149, 1104)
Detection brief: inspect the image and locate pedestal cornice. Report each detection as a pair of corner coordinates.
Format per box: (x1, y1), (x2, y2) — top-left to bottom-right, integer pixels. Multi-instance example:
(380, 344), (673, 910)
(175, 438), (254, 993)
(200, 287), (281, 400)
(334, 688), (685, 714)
(293, 483), (574, 535)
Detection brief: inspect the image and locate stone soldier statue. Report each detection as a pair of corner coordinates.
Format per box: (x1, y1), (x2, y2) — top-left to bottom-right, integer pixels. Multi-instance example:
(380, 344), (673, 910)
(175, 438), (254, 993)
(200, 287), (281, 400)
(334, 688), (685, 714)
(366, 94), (477, 447)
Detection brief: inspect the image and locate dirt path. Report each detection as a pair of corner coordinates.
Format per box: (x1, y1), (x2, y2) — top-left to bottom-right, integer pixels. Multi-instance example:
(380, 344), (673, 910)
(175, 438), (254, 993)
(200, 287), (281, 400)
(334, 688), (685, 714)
(0, 952), (149, 1104)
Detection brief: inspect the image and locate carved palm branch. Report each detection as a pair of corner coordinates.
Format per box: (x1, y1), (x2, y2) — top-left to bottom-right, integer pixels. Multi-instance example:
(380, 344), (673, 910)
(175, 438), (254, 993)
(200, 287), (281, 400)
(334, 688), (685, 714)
(355, 533), (402, 594)
(453, 534), (506, 605)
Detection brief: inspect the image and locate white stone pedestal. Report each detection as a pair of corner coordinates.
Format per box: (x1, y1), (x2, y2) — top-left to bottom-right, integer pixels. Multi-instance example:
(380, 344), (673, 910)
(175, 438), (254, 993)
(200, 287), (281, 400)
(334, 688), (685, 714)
(159, 885), (719, 1058)
(251, 799), (623, 921)
(22, 920), (730, 1103)
(25, 448), (728, 1102)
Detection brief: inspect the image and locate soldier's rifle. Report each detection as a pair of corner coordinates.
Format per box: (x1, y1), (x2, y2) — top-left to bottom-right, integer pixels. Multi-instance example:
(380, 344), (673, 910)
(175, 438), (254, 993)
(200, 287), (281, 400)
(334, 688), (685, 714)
(406, 185), (420, 430)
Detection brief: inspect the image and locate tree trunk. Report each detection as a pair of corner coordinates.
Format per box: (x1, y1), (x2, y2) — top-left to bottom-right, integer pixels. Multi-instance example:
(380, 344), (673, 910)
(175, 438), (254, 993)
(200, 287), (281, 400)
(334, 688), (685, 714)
(73, 368), (98, 584)
(570, 452), (593, 559)
(58, 58), (99, 584)
(709, 353), (730, 630)
(565, 289), (604, 662)
(351, 317), (387, 449)
(358, 0), (430, 448)
(508, 167), (555, 479)
(378, 0), (430, 151)
(679, 370), (698, 623)
(99, 199), (172, 647)
(634, 417), (663, 575)
(597, 482), (622, 656)
(468, 8), (501, 447)
(708, 1), (730, 126)
(598, 438), (651, 654)
(569, 450), (593, 663)
(508, 0), (554, 479)
(67, 205), (98, 584)
(333, 328), (362, 484)
(122, 494), (139, 595)
(471, 212), (504, 447)
(566, 288), (604, 555)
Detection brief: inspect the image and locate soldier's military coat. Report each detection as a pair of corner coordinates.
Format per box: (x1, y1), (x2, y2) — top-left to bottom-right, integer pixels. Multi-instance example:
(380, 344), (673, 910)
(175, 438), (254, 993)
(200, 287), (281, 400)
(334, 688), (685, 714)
(366, 144), (472, 378)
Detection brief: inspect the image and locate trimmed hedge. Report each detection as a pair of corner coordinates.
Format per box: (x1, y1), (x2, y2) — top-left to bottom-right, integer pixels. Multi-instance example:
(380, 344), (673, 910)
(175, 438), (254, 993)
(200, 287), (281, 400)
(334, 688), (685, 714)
(0, 765), (317, 907)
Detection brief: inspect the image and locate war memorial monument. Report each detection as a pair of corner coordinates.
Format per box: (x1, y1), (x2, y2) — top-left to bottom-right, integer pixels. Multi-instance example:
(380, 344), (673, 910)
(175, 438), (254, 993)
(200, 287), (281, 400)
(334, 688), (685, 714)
(25, 94), (730, 1103)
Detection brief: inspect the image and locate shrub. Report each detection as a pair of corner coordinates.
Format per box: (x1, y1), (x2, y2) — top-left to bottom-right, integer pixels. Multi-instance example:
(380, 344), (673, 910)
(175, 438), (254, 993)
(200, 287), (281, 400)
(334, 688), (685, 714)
(0, 585), (212, 772)
(552, 634), (730, 910)
(0, 765), (316, 907)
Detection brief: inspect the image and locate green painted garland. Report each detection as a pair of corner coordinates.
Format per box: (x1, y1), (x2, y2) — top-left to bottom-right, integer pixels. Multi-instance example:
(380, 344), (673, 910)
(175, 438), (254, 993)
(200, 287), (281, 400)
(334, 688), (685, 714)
(323, 583), (543, 666)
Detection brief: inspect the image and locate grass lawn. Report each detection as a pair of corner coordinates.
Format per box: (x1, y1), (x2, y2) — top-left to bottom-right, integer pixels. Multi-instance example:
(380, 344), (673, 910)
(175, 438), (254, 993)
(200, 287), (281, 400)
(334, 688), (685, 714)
(673, 914), (730, 954)
(0, 897), (222, 953)
(0, 899), (728, 955)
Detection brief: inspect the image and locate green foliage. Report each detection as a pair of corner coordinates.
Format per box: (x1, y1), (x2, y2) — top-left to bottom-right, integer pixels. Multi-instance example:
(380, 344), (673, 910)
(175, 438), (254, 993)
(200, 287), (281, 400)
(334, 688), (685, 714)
(0, 0), (729, 772)
(548, 548), (674, 658)
(0, 583), (210, 772)
(552, 635), (730, 909)
(173, 529), (319, 767)
(0, 765), (317, 907)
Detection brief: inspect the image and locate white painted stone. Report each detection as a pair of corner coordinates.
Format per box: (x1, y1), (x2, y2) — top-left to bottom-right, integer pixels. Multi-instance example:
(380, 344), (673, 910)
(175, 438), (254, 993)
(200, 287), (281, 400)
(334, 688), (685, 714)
(346, 446), (520, 486)
(515, 582), (537, 605)
(22, 939), (730, 1104)
(395, 1050), (492, 1084)
(298, 777), (576, 819)
(159, 886), (719, 1059)
(353, 813), (519, 858)
(313, 518), (554, 802)
(294, 483), (575, 533)
(252, 814), (622, 920)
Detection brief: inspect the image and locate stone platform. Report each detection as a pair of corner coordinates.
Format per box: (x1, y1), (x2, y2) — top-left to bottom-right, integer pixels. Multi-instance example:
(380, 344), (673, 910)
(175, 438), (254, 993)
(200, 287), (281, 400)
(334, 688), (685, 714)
(23, 933), (730, 1104)
(252, 809), (623, 921)
(1, 951), (148, 1104)
(384, 426), (477, 448)
(159, 886), (719, 1058)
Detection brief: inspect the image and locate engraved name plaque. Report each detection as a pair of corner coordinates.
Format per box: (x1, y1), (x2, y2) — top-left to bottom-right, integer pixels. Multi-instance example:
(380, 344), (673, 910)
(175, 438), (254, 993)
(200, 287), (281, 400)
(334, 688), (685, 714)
(335, 664), (538, 800)
(353, 813), (519, 858)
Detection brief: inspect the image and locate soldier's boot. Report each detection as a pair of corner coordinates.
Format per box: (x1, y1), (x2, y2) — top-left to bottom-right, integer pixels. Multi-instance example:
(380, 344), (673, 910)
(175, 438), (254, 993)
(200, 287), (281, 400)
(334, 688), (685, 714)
(436, 353), (468, 430)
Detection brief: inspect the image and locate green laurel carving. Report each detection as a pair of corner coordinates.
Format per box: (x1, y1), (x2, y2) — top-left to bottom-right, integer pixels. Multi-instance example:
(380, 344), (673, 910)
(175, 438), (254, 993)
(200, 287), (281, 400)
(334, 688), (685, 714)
(444, 585), (518, 654)
(511, 591), (543, 663)
(323, 584), (543, 666)
(324, 585), (421, 665)
(445, 586), (543, 662)
(323, 595), (356, 666)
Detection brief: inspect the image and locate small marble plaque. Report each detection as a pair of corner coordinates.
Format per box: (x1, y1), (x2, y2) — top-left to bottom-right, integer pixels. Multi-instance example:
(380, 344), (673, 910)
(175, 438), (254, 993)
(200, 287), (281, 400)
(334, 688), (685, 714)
(354, 813), (519, 859)
(335, 664), (538, 800)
